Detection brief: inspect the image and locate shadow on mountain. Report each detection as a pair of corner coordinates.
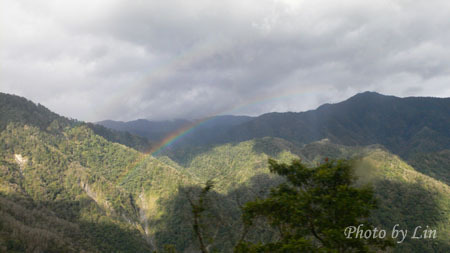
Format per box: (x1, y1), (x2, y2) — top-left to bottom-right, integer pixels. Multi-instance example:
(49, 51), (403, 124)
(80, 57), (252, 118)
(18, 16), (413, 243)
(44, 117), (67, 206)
(158, 140), (249, 167)
(150, 184), (239, 252)
(250, 137), (301, 157)
(151, 172), (450, 252)
(0, 193), (152, 253)
(151, 173), (282, 252)
(370, 179), (450, 253)
(160, 136), (302, 168)
(407, 149), (450, 185)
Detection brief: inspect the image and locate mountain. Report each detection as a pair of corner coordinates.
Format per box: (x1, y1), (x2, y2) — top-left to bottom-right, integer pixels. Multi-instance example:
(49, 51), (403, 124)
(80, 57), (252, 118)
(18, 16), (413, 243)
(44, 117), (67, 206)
(101, 92), (450, 155)
(225, 92), (450, 153)
(98, 118), (191, 142)
(0, 93), (187, 252)
(222, 92), (450, 184)
(0, 93), (151, 152)
(1, 92), (449, 252)
(109, 92), (449, 184)
(157, 137), (450, 252)
(97, 115), (253, 146)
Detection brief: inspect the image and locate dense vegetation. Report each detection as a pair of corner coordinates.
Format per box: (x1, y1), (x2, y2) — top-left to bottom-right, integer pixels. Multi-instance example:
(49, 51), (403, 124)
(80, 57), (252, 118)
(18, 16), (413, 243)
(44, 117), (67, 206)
(1, 92), (449, 252)
(236, 159), (393, 252)
(0, 93), (184, 251)
(0, 123), (153, 252)
(102, 92), (450, 185)
(98, 115), (252, 147)
(159, 139), (450, 252)
(0, 93), (151, 152)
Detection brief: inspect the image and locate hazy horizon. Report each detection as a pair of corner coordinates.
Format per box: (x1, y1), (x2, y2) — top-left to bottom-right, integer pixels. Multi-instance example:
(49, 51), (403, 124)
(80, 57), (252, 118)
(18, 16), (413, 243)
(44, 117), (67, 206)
(4, 90), (448, 123)
(2, 0), (450, 122)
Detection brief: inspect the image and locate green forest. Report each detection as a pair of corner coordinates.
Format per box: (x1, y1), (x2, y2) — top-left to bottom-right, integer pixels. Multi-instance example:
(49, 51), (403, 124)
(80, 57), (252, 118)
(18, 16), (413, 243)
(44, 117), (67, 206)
(0, 92), (449, 252)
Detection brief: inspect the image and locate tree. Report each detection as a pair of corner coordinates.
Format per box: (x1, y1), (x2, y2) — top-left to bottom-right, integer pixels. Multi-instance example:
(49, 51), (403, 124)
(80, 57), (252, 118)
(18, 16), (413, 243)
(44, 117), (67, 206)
(186, 180), (215, 253)
(235, 159), (394, 252)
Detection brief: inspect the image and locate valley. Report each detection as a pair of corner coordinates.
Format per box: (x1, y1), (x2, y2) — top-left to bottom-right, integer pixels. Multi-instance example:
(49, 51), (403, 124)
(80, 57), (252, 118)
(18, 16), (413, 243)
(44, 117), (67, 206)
(0, 92), (449, 252)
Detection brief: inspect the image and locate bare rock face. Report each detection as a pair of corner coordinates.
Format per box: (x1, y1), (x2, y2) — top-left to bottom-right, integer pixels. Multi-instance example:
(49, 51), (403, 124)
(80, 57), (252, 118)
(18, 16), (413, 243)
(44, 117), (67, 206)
(14, 154), (27, 173)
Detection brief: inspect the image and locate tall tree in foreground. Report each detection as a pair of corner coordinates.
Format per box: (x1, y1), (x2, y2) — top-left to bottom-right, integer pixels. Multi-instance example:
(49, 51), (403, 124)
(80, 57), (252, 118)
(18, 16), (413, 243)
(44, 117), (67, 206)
(235, 159), (394, 252)
(186, 180), (215, 253)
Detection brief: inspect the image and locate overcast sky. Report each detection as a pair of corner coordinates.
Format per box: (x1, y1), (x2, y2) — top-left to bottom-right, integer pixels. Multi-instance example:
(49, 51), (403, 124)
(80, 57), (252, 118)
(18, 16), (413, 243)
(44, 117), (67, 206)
(1, 0), (450, 122)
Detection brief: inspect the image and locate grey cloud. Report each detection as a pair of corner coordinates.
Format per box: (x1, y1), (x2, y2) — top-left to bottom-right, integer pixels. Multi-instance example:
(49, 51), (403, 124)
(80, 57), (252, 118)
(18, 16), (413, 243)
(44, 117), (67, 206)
(1, 0), (450, 122)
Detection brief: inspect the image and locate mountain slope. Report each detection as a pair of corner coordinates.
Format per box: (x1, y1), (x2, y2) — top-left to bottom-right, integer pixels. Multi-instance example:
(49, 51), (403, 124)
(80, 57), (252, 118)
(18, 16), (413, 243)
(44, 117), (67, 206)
(1, 92), (449, 252)
(98, 118), (191, 142)
(0, 92), (151, 152)
(226, 92), (450, 155)
(0, 123), (153, 252)
(356, 149), (450, 252)
(175, 92), (450, 184)
(158, 138), (450, 252)
(99, 92), (450, 184)
(97, 115), (253, 146)
(0, 93), (194, 251)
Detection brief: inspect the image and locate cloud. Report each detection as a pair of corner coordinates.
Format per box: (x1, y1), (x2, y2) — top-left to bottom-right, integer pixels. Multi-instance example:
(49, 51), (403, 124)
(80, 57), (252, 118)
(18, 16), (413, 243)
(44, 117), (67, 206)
(1, 0), (450, 121)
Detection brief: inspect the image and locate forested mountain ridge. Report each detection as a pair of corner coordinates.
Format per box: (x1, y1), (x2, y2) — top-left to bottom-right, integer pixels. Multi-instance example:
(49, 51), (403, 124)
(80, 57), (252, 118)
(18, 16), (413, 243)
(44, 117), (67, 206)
(1, 92), (449, 252)
(0, 92), (69, 131)
(0, 92), (189, 251)
(98, 92), (450, 157)
(101, 92), (450, 185)
(226, 92), (450, 156)
(98, 118), (191, 142)
(97, 115), (253, 147)
(156, 137), (450, 252)
(0, 93), (151, 152)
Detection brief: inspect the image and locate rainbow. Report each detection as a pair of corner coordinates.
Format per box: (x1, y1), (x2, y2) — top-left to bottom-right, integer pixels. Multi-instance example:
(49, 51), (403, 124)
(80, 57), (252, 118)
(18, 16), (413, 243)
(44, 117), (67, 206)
(95, 38), (325, 161)
(147, 116), (212, 155)
(120, 87), (324, 173)
(147, 87), (322, 156)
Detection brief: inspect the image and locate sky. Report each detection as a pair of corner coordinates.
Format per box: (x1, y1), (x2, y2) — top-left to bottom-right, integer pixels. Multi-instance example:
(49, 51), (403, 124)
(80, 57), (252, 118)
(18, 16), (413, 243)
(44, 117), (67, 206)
(1, 0), (450, 122)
